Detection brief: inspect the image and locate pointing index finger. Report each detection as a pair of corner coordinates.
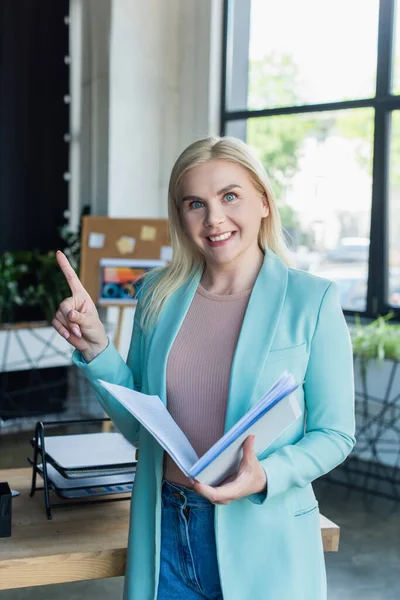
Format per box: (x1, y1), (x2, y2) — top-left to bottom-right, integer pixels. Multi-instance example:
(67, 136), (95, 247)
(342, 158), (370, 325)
(56, 251), (84, 295)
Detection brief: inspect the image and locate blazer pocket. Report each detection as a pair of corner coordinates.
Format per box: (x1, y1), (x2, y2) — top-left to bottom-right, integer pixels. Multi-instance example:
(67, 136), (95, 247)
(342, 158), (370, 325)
(292, 485), (319, 518)
(268, 342), (307, 363)
(294, 504), (319, 518)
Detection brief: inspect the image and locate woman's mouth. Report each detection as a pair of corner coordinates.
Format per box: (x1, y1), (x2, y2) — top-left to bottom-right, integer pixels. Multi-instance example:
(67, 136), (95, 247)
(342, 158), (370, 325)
(206, 231), (236, 247)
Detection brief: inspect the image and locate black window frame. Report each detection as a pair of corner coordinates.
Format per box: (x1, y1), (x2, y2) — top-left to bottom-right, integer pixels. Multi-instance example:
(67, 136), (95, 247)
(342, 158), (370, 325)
(220, 0), (400, 321)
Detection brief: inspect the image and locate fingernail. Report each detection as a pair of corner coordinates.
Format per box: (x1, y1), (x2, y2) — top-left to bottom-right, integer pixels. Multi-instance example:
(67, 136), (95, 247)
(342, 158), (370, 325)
(72, 327), (81, 338)
(70, 310), (76, 319)
(62, 331), (70, 339)
(189, 478), (195, 484)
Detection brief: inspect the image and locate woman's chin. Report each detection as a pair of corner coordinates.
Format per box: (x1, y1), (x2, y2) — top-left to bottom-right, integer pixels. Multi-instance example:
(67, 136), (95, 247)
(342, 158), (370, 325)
(203, 249), (240, 267)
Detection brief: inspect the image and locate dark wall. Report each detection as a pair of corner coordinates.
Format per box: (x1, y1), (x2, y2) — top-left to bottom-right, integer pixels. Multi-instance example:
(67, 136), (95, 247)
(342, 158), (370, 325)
(0, 0), (69, 253)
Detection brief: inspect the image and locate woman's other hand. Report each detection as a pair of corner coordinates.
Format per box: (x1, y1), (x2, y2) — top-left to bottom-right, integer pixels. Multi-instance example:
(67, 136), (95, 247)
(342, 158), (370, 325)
(52, 251), (108, 362)
(191, 435), (267, 505)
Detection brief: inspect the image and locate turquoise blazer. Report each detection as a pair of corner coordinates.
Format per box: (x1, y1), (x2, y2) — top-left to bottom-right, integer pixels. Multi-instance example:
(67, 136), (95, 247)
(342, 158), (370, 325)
(73, 249), (355, 600)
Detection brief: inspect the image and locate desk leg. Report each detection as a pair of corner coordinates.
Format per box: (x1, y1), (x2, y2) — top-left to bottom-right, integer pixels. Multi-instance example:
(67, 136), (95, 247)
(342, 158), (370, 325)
(114, 305), (125, 350)
(102, 419), (113, 433)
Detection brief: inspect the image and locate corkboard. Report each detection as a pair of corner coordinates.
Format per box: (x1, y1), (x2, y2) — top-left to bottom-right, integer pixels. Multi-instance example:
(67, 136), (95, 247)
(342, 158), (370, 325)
(80, 216), (170, 304)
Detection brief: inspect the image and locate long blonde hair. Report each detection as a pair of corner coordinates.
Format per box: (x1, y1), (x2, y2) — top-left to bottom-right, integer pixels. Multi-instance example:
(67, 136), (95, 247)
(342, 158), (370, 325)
(140, 136), (291, 330)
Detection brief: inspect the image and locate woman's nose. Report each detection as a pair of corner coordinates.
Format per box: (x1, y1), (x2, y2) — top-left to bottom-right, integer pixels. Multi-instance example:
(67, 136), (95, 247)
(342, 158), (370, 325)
(204, 205), (226, 228)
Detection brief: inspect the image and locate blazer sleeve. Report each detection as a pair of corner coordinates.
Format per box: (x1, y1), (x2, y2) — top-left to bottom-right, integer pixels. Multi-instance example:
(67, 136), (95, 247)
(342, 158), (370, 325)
(71, 298), (144, 446)
(250, 281), (356, 504)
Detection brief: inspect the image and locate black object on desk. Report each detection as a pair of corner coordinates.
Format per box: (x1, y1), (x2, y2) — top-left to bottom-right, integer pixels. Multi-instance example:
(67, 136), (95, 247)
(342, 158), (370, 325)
(0, 481), (12, 537)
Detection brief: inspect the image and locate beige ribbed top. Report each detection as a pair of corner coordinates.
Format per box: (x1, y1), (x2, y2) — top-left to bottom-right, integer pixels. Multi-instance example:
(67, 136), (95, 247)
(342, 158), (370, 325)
(163, 282), (252, 486)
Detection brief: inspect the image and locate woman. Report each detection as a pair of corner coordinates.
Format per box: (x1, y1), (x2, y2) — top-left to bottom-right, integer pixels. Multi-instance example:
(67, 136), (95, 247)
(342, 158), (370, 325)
(53, 136), (355, 600)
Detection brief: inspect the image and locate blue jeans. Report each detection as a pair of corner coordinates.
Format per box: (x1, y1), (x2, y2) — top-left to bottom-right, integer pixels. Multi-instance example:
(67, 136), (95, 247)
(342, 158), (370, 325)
(157, 480), (223, 600)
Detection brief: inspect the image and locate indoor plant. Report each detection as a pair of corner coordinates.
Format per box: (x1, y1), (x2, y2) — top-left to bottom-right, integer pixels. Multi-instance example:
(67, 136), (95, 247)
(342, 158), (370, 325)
(336, 314), (400, 499)
(0, 251), (70, 326)
(350, 312), (400, 364)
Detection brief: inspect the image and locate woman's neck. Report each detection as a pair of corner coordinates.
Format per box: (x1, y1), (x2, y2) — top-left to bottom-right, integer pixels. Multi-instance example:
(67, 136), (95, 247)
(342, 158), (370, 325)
(200, 248), (264, 295)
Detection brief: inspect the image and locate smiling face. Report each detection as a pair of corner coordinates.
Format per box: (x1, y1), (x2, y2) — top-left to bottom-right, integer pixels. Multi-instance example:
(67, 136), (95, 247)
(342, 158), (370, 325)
(179, 159), (269, 270)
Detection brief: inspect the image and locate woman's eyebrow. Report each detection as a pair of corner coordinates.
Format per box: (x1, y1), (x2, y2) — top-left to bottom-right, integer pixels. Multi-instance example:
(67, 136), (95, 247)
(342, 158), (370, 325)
(181, 184), (242, 203)
(217, 184), (242, 195)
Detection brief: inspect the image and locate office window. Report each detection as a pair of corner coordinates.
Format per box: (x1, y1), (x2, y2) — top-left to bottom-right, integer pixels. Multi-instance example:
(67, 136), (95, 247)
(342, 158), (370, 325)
(389, 111), (400, 308)
(228, 0), (380, 111)
(393, 2), (400, 94)
(222, 0), (400, 318)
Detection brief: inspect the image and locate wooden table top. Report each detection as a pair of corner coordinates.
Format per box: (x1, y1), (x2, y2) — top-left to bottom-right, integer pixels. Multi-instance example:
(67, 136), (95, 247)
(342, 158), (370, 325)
(0, 467), (340, 590)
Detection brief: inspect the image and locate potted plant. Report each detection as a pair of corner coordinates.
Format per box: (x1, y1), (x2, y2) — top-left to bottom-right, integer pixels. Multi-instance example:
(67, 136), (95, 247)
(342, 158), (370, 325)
(329, 314), (400, 499)
(0, 252), (36, 325)
(0, 232), (82, 428)
(351, 313), (400, 364)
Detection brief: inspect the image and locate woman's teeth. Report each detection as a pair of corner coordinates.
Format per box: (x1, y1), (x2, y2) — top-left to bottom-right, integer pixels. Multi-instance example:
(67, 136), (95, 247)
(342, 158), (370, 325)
(208, 232), (234, 242)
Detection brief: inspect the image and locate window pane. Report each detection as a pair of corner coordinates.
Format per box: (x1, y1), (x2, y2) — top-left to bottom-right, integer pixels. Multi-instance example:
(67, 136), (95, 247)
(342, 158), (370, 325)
(388, 112), (400, 308)
(394, 1), (400, 95)
(226, 108), (374, 312)
(227, 0), (379, 111)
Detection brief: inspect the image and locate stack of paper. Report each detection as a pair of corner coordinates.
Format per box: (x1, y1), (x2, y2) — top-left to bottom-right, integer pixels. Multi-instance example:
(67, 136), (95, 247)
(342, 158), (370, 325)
(31, 432), (137, 499)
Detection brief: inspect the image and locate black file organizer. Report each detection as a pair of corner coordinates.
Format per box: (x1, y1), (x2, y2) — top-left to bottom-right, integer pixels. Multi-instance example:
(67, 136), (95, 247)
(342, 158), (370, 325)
(29, 418), (135, 519)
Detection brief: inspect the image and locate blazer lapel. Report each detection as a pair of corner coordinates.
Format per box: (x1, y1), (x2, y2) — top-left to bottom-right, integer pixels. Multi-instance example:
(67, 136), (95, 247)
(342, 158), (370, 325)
(146, 271), (201, 404)
(224, 250), (289, 432)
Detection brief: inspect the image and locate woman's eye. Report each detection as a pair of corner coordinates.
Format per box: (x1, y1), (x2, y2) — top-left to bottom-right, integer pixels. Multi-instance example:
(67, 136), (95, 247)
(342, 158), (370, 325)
(190, 200), (204, 209)
(224, 193), (237, 202)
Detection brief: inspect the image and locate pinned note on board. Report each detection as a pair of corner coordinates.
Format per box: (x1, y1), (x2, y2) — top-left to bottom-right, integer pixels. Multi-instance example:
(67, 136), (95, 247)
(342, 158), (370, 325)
(160, 245), (173, 262)
(116, 236), (136, 255)
(140, 225), (157, 241)
(88, 232), (105, 248)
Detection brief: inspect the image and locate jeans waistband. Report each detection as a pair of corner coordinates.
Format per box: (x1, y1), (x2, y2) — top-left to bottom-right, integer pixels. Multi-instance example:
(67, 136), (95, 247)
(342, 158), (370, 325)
(161, 479), (214, 509)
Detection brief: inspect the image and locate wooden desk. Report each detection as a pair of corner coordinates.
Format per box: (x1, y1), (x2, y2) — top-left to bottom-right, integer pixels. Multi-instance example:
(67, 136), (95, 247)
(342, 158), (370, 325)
(0, 468), (340, 590)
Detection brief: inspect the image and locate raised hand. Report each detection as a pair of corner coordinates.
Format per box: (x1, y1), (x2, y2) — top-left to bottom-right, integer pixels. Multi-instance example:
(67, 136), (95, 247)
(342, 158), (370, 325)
(52, 251), (108, 362)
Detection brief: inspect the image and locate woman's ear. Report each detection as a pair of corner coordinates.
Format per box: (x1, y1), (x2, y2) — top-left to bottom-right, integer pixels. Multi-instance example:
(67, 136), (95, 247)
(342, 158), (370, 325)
(262, 192), (270, 217)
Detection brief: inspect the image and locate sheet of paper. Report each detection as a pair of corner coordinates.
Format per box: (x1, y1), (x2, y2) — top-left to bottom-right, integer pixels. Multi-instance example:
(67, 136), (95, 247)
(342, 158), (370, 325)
(116, 236), (136, 254)
(98, 380), (199, 475)
(38, 432), (137, 470)
(160, 245), (173, 262)
(88, 232), (105, 248)
(58, 483), (133, 499)
(38, 462), (135, 489)
(61, 465), (137, 479)
(140, 225), (157, 241)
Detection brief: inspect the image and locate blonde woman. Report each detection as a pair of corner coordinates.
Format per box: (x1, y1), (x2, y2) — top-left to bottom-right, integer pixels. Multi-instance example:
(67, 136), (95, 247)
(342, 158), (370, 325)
(53, 136), (355, 600)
